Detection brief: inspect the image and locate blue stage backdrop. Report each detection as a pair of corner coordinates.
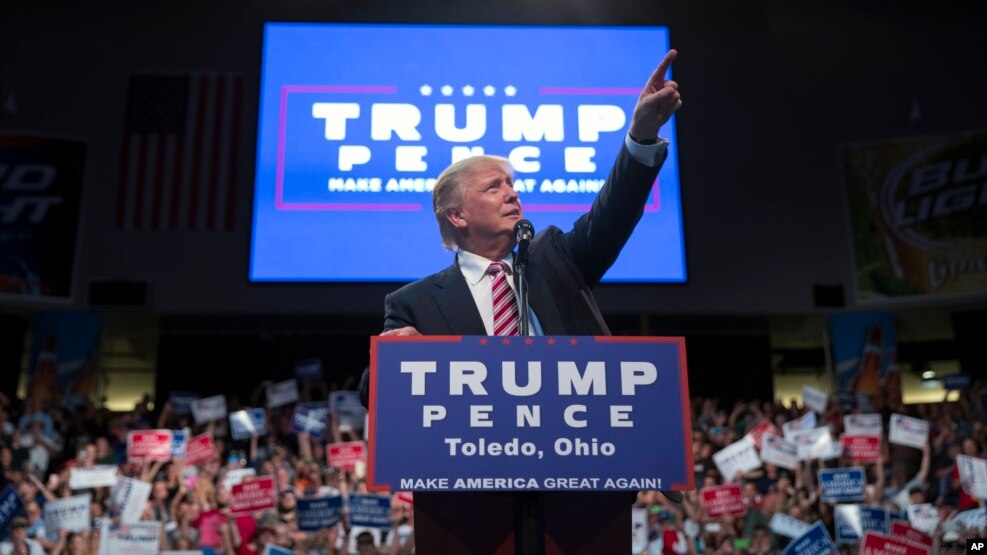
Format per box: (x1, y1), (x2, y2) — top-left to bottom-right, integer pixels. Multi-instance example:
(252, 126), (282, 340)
(250, 23), (685, 283)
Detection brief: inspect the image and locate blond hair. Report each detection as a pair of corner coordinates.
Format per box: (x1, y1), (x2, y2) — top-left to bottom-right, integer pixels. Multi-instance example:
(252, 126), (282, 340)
(432, 155), (513, 250)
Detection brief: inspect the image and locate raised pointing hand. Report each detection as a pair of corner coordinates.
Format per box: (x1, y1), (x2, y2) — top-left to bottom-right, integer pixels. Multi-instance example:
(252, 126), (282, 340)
(628, 50), (682, 141)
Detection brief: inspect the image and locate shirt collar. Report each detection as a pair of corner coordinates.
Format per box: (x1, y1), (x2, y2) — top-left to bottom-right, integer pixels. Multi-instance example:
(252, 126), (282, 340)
(457, 250), (513, 286)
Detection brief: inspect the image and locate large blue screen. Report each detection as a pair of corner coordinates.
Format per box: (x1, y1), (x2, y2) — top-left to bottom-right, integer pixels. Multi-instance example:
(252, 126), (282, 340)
(250, 23), (685, 282)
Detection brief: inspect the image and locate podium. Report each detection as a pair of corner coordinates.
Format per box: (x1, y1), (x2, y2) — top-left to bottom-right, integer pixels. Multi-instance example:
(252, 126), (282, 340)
(366, 336), (693, 554)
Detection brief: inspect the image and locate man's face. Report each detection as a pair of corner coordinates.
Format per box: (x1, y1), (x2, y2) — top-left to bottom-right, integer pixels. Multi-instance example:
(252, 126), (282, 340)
(451, 163), (522, 251)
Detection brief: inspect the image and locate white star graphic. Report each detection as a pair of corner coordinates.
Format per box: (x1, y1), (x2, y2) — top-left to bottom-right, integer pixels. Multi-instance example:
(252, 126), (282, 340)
(504, 85), (517, 97)
(441, 85), (454, 96)
(483, 85), (496, 97)
(462, 85), (475, 96)
(419, 84), (432, 96)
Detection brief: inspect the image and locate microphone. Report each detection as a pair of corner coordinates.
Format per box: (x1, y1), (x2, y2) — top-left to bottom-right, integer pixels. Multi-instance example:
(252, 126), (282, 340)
(514, 219), (534, 266)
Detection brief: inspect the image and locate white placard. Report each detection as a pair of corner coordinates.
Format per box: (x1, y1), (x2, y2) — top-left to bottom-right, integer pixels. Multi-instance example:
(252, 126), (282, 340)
(760, 434), (798, 470)
(906, 503), (940, 534)
(835, 504), (862, 539)
(69, 465), (118, 490)
(191, 395), (227, 424)
(795, 426), (834, 461)
(844, 413), (882, 436)
(802, 385), (828, 414)
(821, 438), (844, 461)
(949, 508), (987, 533)
(631, 508), (648, 553)
(223, 467), (256, 491)
(45, 493), (92, 532)
(713, 436), (761, 481)
(769, 512), (810, 538)
(889, 414), (928, 449)
(266, 379), (299, 408)
(111, 477), (152, 524)
(783, 412), (817, 441)
(99, 520), (162, 555)
(957, 455), (987, 499)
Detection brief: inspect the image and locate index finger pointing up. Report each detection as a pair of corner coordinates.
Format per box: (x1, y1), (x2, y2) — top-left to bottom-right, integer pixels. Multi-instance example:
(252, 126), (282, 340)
(645, 49), (678, 89)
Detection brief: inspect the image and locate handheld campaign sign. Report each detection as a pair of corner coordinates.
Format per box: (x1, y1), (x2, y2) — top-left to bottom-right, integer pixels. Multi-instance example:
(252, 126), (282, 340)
(327, 441), (366, 471)
(266, 379), (299, 408)
(171, 430), (188, 459)
(230, 408), (268, 440)
(818, 467), (866, 502)
(127, 430), (173, 462)
(760, 434), (798, 470)
(45, 494), (92, 532)
(183, 433), (219, 466)
(223, 468), (256, 490)
(905, 504), (939, 535)
(168, 392), (199, 415)
(949, 508), (987, 533)
(782, 412), (817, 441)
(110, 477), (152, 524)
(0, 485), (25, 533)
(889, 414), (928, 449)
(841, 434), (882, 462)
(69, 465), (118, 489)
(231, 477), (277, 514)
(861, 532), (929, 555)
(250, 24), (685, 284)
(769, 512), (809, 538)
(844, 413), (882, 436)
(957, 455), (987, 499)
(329, 390), (367, 431)
(700, 484), (746, 518)
(802, 385), (828, 414)
(745, 419), (781, 450)
(835, 504), (862, 544)
(296, 496), (344, 531)
(795, 426), (834, 461)
(348, 494), (392, 528)
(191, 395), (227, 424)
(942, 373), (971, 390)
(714, 436), (761, 481)
(368, 336), (693, 492)
(292, 406), (328, 436)
(891, 521), (933, 549)
(781, 521), (836, 555)
(860, 506), (890, 534)
(294, 358), (322, 380)
(99, 521), (162, 555)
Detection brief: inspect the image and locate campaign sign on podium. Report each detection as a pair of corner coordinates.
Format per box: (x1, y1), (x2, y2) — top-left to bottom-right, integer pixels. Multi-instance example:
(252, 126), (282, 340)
(367, 336), (693, 492)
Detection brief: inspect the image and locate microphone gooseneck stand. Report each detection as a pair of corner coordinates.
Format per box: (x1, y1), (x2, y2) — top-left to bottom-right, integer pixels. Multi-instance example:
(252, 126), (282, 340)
(512, 242), (542, 555)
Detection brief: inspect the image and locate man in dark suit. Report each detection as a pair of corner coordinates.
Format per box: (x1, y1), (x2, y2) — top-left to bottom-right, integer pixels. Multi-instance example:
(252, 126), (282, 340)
(364, 49), (680, 342)
(360, 51), (683, 554)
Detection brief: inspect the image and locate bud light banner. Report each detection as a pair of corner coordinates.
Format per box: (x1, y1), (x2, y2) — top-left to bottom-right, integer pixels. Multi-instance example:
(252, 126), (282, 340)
(367, 336), (693, 492)
(841, 129), (987, 302)
(0, 133), (86, 300)
(250, 24), (684, 283)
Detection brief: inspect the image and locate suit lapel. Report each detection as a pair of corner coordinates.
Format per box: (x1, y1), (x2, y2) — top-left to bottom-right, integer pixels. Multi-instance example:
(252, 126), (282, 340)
(431, 260), (487, 335)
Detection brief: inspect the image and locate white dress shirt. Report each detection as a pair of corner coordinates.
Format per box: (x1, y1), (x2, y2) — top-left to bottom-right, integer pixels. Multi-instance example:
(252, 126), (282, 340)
(457, 250), (545, 335)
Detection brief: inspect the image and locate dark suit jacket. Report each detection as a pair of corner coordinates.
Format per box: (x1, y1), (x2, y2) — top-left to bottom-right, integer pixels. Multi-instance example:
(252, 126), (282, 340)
(360, 144), (664, 405)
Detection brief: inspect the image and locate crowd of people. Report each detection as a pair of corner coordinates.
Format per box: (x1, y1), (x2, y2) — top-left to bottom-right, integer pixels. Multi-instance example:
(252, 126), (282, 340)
(0, 377), (984, 554)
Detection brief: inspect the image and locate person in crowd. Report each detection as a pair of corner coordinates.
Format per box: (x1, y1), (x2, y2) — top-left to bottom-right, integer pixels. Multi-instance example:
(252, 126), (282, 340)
(3, 372), (986, 554)
(0, 517), (44, 555)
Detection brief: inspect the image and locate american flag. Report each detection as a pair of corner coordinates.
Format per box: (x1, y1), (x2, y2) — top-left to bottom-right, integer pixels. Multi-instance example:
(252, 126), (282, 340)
(116, 73), (242, 230)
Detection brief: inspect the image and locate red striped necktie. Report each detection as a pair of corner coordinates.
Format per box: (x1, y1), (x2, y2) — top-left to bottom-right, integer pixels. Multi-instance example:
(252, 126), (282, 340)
(487, 261), (520, 336)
